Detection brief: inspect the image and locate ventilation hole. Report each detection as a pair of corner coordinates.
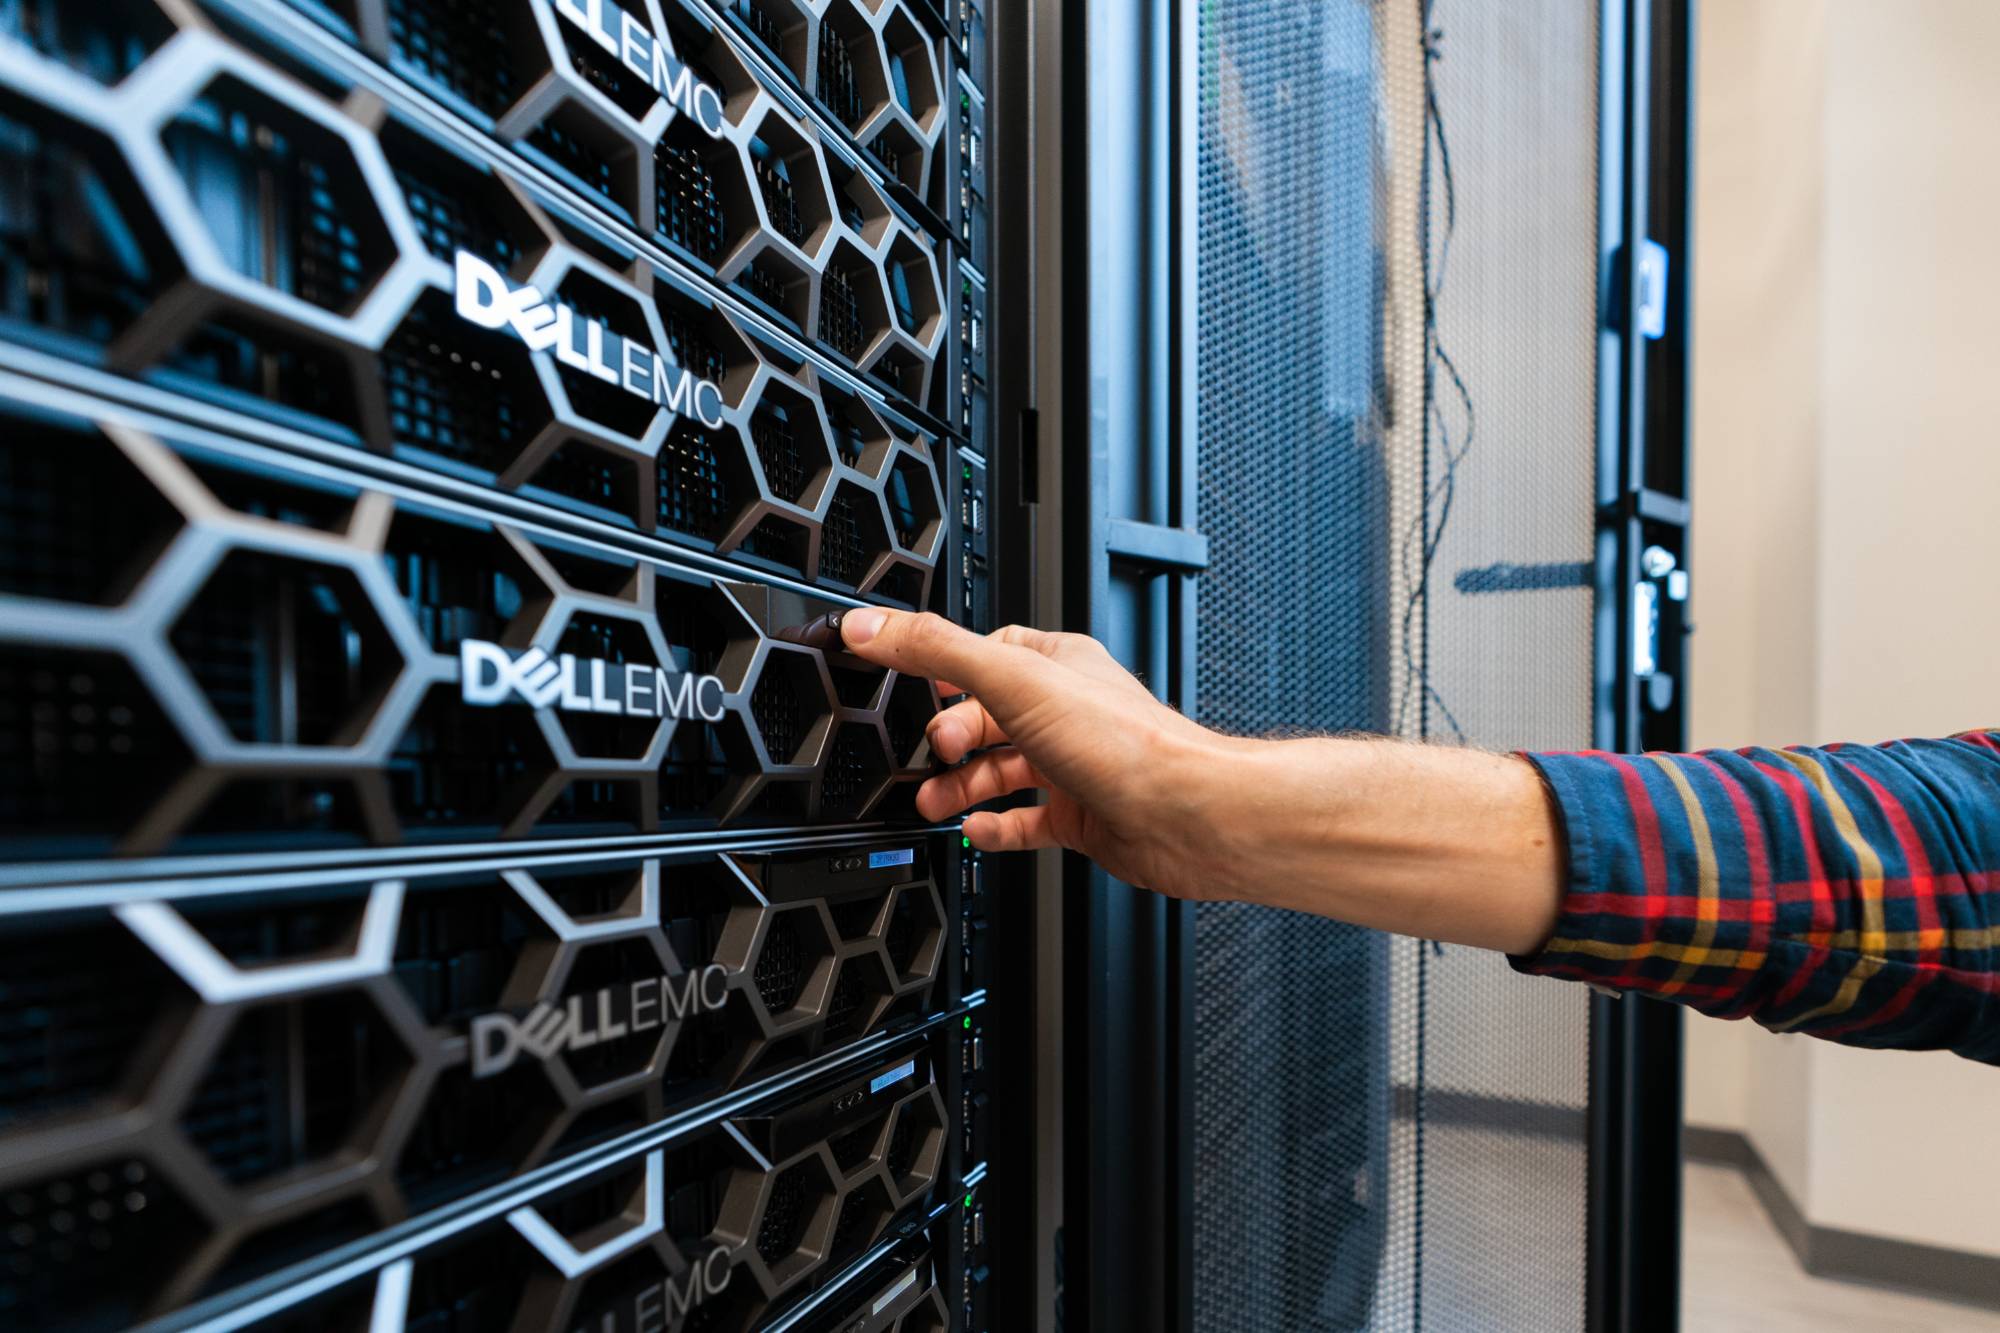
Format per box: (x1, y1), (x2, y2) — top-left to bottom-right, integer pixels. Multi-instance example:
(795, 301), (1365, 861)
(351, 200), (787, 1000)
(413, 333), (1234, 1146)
(828, 1123), (880, 1171)
(816, 21), (864, 126)
(659, 711), (735, 817)
(819, 492), (869, 586)
(823, 960), (865, 1036)
(655, 141), (727, 262)
(872, 135), (902, 180)
(382, 290), (542, 473)
(0, 112), (171, 347)
(0, 417), (178, 605)
(388, 126), (530, 267)
(751, 143), (806, 245)
(737, 260), (793, 316)
(180, 993), (409, 1186)
(386, 0), (522, 119)
(388, 682), (551, 836)
(549, 277), (657, 437)
(397, 1063), (561, 1211)
(819, 725), (885, 820)
(200, 1197), (376, 1299)
(552, 614), (663, 762)
(161, 76), (395, 315)
(884, 894), (922, 974)
(525, 110), (624, 210)
(884, 1113), (917, 1180)
(751, 403), (813, 503)
(734, 1), (786, 57)
(883, 676), (932, 767)
(380, 511), (529, 654)
(0, 1159), (199, 1329)
(829, 1185), (882, 1260)
(391, 878), (539, 1025)
(0, 921), (174, 1127)
(819, 266), (868, 360)
(752, 912), (808, 1014)
(0, 0), (175, 83)
(559, 941), (676, 1086)
(0, 646), (188, 853)
(755, 1163), (815, 1267)
(657, 423), (738, 541)
(168, 552), (400, 748)
(529, 442), (638, 521)
(659, 310), (730, 386)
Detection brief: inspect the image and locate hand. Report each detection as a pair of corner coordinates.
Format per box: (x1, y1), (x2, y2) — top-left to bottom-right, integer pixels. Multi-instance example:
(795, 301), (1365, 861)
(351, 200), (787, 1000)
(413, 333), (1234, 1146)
(839, 608), (1250, 899)
(837, 608), (1565, 951)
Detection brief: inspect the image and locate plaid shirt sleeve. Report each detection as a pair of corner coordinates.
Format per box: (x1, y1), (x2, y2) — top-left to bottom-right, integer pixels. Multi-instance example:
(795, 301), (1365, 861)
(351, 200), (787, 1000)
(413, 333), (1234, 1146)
(1511, 731), (2000, 1063)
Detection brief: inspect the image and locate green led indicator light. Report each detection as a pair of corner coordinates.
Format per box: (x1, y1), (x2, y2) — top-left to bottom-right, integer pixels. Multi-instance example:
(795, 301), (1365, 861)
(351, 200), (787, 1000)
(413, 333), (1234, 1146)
(962, 464), (973, 480)
(963, 1015), (972, 1029)
(965, 1193), (974, 1208)
(961, 835), (972, 849)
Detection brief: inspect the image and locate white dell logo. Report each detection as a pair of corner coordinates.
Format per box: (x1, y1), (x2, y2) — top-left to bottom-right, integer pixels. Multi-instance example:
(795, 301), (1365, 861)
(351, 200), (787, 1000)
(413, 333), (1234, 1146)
(460, 639), (728, 723)
(471, 965), (732, 1077)
(553, 0), (728, 138)
(453, 251), (727, 430)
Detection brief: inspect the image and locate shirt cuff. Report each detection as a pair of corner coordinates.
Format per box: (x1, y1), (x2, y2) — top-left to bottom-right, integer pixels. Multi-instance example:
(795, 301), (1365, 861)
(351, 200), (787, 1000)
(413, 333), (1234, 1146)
(1506, 750), (1612, 985)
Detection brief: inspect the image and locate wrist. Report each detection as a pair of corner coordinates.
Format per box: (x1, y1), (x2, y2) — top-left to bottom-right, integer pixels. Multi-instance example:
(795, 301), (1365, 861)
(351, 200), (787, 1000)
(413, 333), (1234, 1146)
(1155, 731), (1368, 904)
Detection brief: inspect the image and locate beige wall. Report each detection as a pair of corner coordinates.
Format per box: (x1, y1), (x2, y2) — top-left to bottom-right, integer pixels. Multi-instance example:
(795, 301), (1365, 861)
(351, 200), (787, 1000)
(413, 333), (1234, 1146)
(1686, 0), (2000, 1258)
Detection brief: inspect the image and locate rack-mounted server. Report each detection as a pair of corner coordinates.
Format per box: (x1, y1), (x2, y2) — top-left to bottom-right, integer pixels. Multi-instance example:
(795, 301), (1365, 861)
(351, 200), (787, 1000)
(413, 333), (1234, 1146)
(0, 397), (938, 862)
(0, 5), (949, 600)
(0, 848), (967, 1329)
(138, 1026), (980, 1333)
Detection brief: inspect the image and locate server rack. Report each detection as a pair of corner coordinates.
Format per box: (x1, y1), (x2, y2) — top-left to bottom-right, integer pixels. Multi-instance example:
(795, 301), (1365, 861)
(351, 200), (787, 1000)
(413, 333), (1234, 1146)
(0, 2), (1692, 1331)
(1024, 1), (1693, 1331)
(0, 1), (1005, 1330)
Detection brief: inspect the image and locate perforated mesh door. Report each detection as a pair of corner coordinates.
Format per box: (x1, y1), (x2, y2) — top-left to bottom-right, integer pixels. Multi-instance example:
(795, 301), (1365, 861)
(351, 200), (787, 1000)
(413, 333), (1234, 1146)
(1193, 2), (1600, 1328)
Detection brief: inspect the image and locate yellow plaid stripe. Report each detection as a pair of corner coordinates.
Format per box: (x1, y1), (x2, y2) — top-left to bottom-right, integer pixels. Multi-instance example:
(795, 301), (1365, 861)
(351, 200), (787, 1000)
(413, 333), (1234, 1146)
(1802, 926), (2000, 952)
(1651, 756), (1720, 994)
(1769, 750), (1887, 1031)
(1539, 935), (1767, 971)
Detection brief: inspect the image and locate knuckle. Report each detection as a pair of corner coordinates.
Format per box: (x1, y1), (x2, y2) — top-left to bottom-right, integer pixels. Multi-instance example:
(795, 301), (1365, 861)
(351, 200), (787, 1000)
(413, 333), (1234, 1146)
(906, 612), (952, 647)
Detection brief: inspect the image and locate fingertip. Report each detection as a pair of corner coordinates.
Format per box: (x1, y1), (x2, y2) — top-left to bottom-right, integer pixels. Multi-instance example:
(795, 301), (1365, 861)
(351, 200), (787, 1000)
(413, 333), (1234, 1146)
(841, 607), (887, 647)
(928, 714), (968, 763)
(962, 810), (998, 849)
(914, 775), (962, 823)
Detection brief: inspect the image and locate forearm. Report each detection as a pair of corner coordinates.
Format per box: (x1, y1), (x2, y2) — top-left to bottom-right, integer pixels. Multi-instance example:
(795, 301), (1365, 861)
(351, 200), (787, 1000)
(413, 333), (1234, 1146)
(1186, 734), (1564, 955)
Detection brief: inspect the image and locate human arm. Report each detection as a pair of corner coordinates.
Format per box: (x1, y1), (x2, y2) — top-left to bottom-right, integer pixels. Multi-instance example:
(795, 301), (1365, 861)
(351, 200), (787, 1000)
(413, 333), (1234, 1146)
(840, 607), (2000, 1062)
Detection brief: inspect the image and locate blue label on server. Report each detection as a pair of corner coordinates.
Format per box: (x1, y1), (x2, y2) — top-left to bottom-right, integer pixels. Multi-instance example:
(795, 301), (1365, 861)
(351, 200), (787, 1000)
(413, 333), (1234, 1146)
(870, 1059), (917, 1094)
(869, 848), (915, 869)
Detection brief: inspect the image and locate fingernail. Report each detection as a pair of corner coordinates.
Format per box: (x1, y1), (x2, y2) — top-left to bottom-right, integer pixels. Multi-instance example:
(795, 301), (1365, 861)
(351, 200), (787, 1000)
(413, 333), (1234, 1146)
(842, 607), (886, 646)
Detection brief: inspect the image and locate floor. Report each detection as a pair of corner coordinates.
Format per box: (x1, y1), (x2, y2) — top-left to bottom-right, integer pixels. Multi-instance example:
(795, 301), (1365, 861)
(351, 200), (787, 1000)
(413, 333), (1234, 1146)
(1681, 1161), (2000, 1332)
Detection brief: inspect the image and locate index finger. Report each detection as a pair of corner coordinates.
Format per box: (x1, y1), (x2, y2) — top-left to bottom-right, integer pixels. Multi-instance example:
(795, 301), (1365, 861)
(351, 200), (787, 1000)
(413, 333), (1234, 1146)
(839, 609), (1045, 719)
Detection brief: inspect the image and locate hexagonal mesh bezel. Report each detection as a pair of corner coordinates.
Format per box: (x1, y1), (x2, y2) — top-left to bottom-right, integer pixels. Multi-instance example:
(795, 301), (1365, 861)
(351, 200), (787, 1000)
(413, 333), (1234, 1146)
(0, 21), (942, 603)
(0, 842), (956, 1327)
(0, 415), (935, 859)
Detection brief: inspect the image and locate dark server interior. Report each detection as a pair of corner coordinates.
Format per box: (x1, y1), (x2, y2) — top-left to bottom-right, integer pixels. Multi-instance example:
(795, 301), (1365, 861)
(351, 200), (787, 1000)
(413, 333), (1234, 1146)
(0, 1), (1006, 1330)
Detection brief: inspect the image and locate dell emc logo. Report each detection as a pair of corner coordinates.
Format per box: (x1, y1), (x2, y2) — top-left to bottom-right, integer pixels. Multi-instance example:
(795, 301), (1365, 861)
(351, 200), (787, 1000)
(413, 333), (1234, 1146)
(454, 252), (728, 430)
(553, 0), (727, 138)
(570, 1246), (734, 1331)
(472, 965), (731, 1077)
(460, 639), (728, 723)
